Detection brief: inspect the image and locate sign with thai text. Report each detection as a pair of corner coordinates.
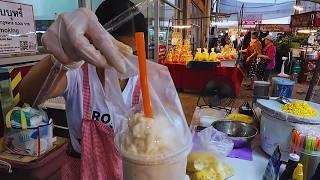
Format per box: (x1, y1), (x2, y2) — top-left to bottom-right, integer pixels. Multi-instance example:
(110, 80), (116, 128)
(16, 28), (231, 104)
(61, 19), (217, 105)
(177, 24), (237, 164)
(242, 14), (262, 25)
(0, 1), (37, 56)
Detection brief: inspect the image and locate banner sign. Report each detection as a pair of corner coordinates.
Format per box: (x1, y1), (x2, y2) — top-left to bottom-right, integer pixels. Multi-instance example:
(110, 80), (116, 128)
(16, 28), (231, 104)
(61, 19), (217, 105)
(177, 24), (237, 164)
(255, 24), (291, 32)
(314, 11), (320, 27)
(242, 14), (262, 25)
(0, 1), (37, 56)
(290, 11), (320, 27)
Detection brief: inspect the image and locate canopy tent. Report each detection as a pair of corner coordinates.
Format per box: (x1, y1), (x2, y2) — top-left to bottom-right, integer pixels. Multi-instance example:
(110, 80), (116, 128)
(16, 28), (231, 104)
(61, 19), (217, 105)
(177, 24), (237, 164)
(219, 0), (296, 21)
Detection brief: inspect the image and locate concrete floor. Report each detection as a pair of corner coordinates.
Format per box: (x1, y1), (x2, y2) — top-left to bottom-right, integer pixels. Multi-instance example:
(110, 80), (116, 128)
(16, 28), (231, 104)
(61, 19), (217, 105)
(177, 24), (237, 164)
(178, 78), (320, 125)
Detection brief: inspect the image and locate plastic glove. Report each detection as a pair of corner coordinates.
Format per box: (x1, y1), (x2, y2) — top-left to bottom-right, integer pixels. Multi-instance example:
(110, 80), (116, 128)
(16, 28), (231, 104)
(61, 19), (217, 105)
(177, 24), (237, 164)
(42, 8), (132, 73)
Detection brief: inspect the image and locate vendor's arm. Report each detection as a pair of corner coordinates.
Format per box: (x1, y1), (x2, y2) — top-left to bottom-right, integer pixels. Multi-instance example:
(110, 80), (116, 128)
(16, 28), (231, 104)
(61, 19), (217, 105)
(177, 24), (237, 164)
(247, 41), (262, 61)
(20, 57), (67, 105)
(257, 54), (270, 60)
(257, 46), (276, 61)
(247, 52), (256, 61)
(21, 8), (134, 105)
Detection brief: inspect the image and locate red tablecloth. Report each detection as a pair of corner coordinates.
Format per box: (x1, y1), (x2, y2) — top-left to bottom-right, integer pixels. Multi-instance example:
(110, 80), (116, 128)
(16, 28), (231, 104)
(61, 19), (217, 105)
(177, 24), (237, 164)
(163, 63), (244, 97)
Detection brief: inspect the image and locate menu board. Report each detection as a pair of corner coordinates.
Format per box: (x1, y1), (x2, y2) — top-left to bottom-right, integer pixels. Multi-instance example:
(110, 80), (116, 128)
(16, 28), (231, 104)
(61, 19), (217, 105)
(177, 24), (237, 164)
(0, 1), (37, 57)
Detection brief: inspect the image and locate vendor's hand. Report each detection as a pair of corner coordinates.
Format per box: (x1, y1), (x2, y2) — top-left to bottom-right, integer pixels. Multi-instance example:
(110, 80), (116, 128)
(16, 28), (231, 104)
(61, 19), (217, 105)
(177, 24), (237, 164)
(42, 8), (132, 73)
(257, 54), (262, 59)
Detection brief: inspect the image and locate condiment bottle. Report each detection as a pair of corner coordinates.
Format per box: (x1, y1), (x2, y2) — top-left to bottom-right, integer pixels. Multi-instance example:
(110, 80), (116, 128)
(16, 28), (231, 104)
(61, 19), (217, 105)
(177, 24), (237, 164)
(280, 153), (300, 180)
(292, 163), (303, 180)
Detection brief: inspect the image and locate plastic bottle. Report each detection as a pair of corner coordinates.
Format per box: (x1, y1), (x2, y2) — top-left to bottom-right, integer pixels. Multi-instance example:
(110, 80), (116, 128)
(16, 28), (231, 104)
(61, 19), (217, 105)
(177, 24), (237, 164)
(194, 48), (202, 61)
(202, 48), (209, 61)
(280, 153), (300, 180)
(209, 49), (217, 61)
(292, 163), (303, 180)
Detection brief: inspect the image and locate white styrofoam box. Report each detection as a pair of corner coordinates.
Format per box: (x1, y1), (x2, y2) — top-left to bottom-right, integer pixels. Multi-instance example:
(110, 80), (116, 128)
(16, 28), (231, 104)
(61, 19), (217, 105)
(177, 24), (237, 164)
(220, 60), (236, 67)
(199, 107), (228, 127)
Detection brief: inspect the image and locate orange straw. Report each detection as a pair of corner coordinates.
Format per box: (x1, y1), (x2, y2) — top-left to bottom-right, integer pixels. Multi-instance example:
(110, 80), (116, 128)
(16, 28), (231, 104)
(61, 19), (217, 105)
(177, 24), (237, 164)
(135, 32), (153, 118)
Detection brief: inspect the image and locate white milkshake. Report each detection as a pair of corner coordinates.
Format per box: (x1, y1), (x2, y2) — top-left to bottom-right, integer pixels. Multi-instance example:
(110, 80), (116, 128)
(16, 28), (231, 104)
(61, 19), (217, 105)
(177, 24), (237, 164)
(116, 113), (192, 180)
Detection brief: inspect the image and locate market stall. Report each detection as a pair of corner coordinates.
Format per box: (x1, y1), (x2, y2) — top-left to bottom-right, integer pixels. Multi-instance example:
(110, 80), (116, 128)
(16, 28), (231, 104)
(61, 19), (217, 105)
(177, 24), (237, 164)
(290, 11), (320, 100)
(162, 63), (244, 96)
(163, 34), (243, 96)
(2, 0), (320, 179)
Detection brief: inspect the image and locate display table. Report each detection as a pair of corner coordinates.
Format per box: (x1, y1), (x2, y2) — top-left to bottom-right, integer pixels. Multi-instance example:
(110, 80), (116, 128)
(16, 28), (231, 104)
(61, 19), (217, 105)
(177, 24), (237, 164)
(227, 136), (269, 180)
(192, 108), (270, 180)
(162, 63), (244, 96)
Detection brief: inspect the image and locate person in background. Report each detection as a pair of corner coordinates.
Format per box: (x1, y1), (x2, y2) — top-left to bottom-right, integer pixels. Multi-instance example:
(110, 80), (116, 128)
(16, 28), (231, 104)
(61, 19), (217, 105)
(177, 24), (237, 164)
(221, 33), (229, 47)
(257, 35), (276, 81)
(259, 31), (269, 48)
(235, 34), (245, 68)
(242, 31), (251, 50)
(224, 37), (234, 49)
(241, 32), (262, 90)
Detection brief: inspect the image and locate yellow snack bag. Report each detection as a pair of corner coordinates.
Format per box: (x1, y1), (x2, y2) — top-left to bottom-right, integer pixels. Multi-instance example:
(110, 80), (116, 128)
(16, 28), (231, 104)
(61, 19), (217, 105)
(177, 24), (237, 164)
(194, 48), (202, 61)
(165, 49), (173, 62)
(202, 48), (209, 61)
(209, 49), (217, 61)
(186, 51), (193, 62)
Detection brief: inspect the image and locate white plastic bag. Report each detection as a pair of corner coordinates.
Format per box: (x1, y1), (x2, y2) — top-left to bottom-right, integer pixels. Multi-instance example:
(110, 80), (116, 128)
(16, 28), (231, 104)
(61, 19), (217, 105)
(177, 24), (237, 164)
(199, 127), (234, 158)
(102, 54), (192, 180)
(102, 54), (192, 152)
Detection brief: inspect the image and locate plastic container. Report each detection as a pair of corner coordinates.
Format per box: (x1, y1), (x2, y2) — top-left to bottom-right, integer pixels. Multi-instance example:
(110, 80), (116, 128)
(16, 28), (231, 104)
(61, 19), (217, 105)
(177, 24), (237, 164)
(198, 107), (228, 127)
(220, 60), (236, 67)
(116, 135), (192, 180)
(257, 99), (320, 161)
(272, 77), (295, 98)
(299, 151), (320, 180)
(253, 81), (270, 99)
(279, 153), (300, 180)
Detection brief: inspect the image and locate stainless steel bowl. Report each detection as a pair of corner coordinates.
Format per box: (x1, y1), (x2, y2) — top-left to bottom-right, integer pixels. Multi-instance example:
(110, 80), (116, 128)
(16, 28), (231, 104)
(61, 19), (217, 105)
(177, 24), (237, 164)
(212, 120), (258, 148)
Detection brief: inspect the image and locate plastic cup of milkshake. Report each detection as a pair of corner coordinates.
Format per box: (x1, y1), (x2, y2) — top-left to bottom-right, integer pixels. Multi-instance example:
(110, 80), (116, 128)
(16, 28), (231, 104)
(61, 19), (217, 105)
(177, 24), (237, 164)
(115, 112), (192, 180)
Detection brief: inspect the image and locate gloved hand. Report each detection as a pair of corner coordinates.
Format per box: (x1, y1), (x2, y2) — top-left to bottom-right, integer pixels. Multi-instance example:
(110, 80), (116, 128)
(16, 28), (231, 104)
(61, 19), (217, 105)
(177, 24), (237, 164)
(42, 8), (132, 73)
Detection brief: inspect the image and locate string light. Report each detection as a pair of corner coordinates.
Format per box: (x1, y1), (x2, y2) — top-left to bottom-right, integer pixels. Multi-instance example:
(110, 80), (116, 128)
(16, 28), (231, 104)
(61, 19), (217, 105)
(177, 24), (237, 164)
(171, 25), (192, 29)
(297, 29), (317, 34)
(293, 5), (304, 11)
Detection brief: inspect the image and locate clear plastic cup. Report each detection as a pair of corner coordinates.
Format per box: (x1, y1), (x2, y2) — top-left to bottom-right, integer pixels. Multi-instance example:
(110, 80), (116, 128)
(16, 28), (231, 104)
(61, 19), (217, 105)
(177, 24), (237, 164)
(115, 133), (192, 180)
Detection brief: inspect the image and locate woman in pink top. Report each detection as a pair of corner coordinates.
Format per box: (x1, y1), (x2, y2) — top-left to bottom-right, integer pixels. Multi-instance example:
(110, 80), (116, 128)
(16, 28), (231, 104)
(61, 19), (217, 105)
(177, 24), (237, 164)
(257, 35), (276, 81)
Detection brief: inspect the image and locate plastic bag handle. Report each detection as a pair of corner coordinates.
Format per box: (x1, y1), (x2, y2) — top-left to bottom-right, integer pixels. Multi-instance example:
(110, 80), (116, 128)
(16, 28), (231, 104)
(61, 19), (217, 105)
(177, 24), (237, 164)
(5, 107), (27, 129)
(0, 159), (12, 173)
